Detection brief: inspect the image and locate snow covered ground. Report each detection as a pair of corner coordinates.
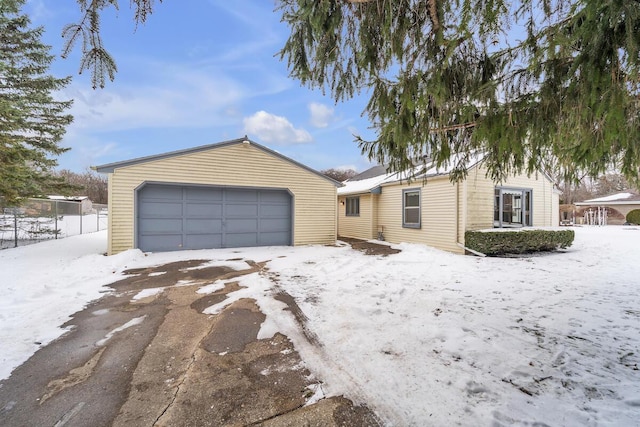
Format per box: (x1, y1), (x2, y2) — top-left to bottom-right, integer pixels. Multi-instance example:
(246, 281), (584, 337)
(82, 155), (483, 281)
(0, 213), (108, 248)
(1, 227), (639, 426)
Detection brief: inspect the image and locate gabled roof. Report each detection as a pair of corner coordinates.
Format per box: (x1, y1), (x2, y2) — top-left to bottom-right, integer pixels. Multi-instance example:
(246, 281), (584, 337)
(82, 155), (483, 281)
(575, 191), (640, 205)
(349, 165), (388, 181)
(93, 137), (342, 187)
(338, 154), (484, 196)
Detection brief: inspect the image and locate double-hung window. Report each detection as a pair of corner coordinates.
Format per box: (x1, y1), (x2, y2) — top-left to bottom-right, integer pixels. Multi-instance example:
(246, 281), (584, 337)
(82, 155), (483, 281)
(403, 189), (421, 228)
(346, 197), (360, 216)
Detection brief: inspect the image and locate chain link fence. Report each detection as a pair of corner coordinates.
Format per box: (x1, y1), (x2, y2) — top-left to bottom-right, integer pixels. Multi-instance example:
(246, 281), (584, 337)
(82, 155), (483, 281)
(0, 198), (108, 249)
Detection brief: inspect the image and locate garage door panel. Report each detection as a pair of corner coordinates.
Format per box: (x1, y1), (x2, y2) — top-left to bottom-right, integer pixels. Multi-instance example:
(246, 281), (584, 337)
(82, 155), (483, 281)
(225, 233), (258, 247)
(141, 185), (183, 200)
(139, 201), (183, 217)
(259, 232), (291, 246)
(138, 184), (291, 251)
(186, 203), (223, 217)
(260, 204), (290, 217)
(140, 219), (183, 233)
(186, 234), (222, 249)
(186, 219), (222, 233)
(260, 191), (290, 203)
(186, 187), (222, 200)
(260, 218), (290, 231)
(139, 234), (183, 251)
(226, 204), (258, 217)
(226, 218), (258, 233)
(226, 190), (258, 202)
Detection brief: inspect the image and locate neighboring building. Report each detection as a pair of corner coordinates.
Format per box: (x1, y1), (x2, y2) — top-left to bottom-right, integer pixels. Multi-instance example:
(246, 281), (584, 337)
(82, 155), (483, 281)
(94, 137), (340, 255)
(338, 158), (558, 254)
(574, 191), (640, 225)
(47, 195), (93, 215)
(559, 204), (577, 225)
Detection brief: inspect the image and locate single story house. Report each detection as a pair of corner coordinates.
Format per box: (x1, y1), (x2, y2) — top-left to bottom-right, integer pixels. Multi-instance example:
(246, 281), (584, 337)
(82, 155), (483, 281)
(574, 191), (640, 225)
(94, 137), (340, 255)
(338, 158), (559, 254)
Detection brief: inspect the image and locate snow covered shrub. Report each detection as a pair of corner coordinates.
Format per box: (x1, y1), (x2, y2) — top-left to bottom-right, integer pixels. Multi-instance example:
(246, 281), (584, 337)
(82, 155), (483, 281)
(465, 229), (575, 256)
(626, 209), (640, 225)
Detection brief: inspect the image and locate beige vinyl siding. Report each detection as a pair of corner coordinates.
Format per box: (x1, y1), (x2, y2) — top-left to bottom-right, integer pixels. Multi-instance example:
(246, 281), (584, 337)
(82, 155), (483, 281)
(424, 178), (461, 253)
(337, 194), (375, 240)
(464, 165), (495, 230)
(465, 164), (555, 230)
(376, 177), (462, 253)
(107, 143), (336, 254)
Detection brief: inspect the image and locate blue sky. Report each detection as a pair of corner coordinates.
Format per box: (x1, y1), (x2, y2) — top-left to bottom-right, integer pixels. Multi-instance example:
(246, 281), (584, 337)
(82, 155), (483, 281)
(25, 1), (377, 173)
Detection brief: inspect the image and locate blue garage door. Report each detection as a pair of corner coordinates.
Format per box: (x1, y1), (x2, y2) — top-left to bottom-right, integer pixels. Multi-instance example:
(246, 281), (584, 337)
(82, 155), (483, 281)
(137, 184), (292, 252)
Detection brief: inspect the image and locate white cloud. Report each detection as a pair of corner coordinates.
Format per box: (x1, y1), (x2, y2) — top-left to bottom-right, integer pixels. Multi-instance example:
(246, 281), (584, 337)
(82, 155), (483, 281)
(52, 54), (296, 171)
(243, 111), (312, 145)
(63, 64), (247, 132)
(60, 55), (294, 135)
(308, 102), (334, 128)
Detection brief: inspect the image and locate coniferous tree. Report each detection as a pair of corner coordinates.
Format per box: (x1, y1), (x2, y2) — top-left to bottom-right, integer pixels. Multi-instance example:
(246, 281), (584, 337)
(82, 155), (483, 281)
(276, 0), (640, 185)
(59, 1), (640, 185)
(0, 0), (74, 206)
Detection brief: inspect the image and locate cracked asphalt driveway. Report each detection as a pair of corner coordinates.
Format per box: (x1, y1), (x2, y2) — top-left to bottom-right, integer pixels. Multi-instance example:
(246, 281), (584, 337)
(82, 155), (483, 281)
(0, 257), (380, 426)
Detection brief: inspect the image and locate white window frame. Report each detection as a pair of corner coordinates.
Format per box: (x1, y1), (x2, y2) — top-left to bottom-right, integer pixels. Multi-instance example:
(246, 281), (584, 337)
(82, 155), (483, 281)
(494, 187), (533, 227)
(403, 188), (421, 228)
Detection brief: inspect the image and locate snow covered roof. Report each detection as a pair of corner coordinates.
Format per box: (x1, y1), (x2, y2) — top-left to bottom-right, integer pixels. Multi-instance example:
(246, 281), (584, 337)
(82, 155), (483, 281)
(575, 191), (640, 205)
(338, 154), (484, 196)
(47, 195), (90, 202)
(337, 170), (398, 196)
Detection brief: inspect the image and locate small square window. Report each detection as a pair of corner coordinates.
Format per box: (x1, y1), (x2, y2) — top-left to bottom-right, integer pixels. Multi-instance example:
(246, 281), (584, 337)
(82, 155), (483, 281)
(346, 197), (360, 216)
(403, 189), (420, 228)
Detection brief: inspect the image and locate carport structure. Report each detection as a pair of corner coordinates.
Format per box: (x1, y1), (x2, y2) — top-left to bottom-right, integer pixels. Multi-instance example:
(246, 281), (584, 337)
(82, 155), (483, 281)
(575, 191), (640, 225)
(95, 137), (340, 254)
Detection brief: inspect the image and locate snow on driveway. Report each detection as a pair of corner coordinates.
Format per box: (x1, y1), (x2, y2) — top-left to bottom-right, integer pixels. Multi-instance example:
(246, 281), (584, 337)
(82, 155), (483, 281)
(1, 227), (639, 426)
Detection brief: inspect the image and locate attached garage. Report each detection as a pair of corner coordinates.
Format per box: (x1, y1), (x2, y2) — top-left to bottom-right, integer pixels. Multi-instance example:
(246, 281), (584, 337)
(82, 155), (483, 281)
(95, 138), (339, 255)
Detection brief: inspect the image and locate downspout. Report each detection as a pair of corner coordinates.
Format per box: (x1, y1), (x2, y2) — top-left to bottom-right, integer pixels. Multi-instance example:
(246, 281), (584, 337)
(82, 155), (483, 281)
(455, 180), (460, 246)
(457, 242), (486, 257)
(336, 195), (341, 240)
(107, 173), (114, 255)
(462, 178), (467, 239)
(334, 194), (342, 241)
(370, 193), (376, 240)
